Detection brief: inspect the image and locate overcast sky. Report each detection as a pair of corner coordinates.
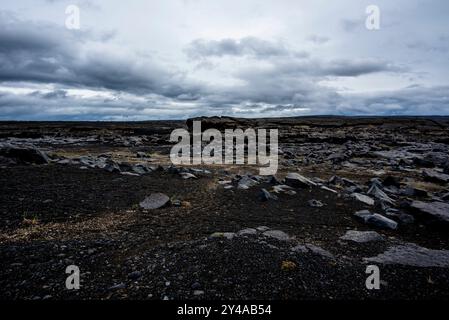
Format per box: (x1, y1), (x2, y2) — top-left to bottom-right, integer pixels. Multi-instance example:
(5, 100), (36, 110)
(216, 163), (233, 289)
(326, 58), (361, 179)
(0, 0), (448, 120)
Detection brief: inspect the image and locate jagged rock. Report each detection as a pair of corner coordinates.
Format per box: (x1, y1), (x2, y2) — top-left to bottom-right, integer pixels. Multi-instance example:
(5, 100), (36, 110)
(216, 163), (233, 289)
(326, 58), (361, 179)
(401, 187), (428, 198)
(320, 186), (338, 193)
(422, 169), (449, 184)
(0, 146), (49, 164)
(410, 201), (449, 223)
(354, 210), (398, 230)
(305, 244), (335, 259)
(364, 243), (449, 267)
(329, 176), (357, 187)
(139, 193), (170, 210)
(367, 184), (395, 205)
(237, 176), (259, 190)
(180, 172), (197, 180)
(259, 188), (278, 201)
(351, 193), (375, 206)
(272, 184), (295, 194)
(104, 160), (121, 173)
(132, 164), (149, 175)
(237, 228), (257, 237)
(291, 245), (308, 253)
(340, 230), (384, 243)
(136, 151), (149, 158)
(285, 172), (317, 188)
(308, 199), (324, 207)
(262, 230), (290, 241)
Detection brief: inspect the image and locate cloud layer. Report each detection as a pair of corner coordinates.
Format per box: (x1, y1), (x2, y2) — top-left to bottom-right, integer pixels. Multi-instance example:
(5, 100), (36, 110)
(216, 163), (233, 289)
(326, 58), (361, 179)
(0, 0), (448, 120)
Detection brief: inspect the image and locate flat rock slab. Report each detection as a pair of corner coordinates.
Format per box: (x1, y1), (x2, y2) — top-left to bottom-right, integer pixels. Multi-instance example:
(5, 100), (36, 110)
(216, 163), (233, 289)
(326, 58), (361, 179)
(139, 193), (170, 210)
(354, 210), (398, 230)
(365, 243), (449, 267)
(305, 244), (335, 259)
(411, 201), (449, 223)
(351, 193), (375, 206)
(262, 230), (290, 241)
(284, 172), (317, 188)
(422, 169), (449, 184)
(340, 230), (384, 243)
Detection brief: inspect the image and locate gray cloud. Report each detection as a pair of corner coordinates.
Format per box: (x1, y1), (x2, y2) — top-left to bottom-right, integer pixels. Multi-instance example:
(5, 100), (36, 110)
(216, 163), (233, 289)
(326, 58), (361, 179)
(185, 37), (303, 59)
(0, 0), (448, 120)
(0, 14), (198, 98)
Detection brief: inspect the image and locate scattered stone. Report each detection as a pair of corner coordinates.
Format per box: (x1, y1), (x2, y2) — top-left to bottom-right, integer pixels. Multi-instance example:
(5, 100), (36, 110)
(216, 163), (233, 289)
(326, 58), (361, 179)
(320, 186), (338, 193)
(180, 172), (197, 180)
(340, 230), (384, 243)
(365, 243), (449, 267)
(367, 184), (395, 205)
(237, 228), (257, 237)
(308, 199), (324, 207)
(108, 283), (126, 291)
(351, 193), (375, 206)
(305, 244), (335, 259)
(329, 176), (357, 187)
(193, 290), (205, 296)
(262, 230), (290, 241)
(410, 201), (449, 223)
(401, 187), (428, 198)
(272, 184), (294, 194)
(139, 193), (170, 210)
(136, 152), (149, 158)
(237, 176), (259, 190)
(354, 210), (398, 230)
(104, 160), (121, 173)
(285, 172), (317, 188)
(259, 188), (278, 201)
(423, 169), (449, 184)
(291, 245), (308, 253)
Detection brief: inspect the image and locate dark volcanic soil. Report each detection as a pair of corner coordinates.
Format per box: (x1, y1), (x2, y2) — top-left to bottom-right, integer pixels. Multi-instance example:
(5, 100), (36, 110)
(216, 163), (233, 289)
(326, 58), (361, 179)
(1, 117), (449, 300)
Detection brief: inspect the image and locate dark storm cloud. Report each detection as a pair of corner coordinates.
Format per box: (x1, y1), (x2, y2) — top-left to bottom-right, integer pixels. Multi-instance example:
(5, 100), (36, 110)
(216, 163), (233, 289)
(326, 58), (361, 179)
(0, 4), (447, 120)
(0, 14), (198, 98)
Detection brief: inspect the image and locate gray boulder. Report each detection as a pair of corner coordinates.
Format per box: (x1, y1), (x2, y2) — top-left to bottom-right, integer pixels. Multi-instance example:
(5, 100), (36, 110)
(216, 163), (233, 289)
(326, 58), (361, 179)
(364, 243), (449, 267)
(139, 193), (170, 210)
(354, 210), (398, 230)
(422, 169), (449, 184)
(285, 172), (317, 188)
(340, 230), (384, 243)
(410, 201), (449, 223)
